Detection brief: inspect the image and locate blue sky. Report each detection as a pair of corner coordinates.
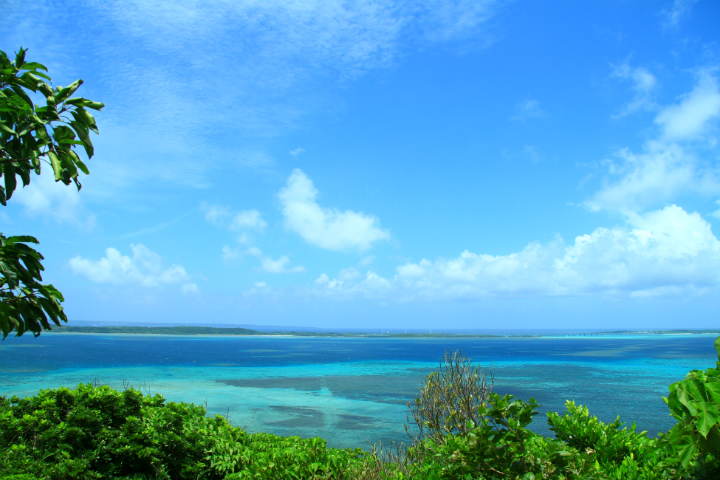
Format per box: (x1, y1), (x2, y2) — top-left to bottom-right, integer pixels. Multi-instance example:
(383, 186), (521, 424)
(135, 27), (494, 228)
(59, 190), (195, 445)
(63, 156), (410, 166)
(2, 0), (720, 330)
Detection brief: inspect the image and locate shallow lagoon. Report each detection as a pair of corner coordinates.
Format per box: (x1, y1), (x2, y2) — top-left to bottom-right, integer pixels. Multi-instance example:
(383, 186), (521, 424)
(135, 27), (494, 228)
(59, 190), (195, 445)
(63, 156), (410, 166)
(0, 333), (717, 448)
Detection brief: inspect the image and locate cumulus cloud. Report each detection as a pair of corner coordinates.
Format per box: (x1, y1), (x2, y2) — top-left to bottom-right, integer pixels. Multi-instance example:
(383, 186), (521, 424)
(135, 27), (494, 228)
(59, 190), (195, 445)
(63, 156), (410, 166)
(611, 61), (658, 117)
(69, 244), (196, 291)
(510, 99), (544, 121)
(314, 205), (720, 299)
(278, 169), (390, 250)
(289, 148), (306, 156)
(655, 70), (720, 141)
(12, 173), (95, 229)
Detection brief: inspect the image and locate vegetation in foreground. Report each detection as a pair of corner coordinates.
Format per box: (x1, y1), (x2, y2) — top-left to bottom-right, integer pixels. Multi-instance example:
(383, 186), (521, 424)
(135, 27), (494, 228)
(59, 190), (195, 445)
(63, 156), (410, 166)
(1, 337), (719, 479)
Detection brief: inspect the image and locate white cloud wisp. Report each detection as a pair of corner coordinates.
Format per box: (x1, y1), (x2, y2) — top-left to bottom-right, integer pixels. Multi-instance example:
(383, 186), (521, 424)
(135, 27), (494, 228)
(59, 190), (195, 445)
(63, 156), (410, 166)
(588, 70), (720, 214)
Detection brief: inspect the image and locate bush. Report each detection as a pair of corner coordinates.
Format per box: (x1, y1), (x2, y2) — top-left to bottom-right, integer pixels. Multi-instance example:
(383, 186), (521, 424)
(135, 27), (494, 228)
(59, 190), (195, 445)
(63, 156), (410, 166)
(662, 336), (720, 478)
(405, 349), (493, 447)
(0, 383), (369, 479)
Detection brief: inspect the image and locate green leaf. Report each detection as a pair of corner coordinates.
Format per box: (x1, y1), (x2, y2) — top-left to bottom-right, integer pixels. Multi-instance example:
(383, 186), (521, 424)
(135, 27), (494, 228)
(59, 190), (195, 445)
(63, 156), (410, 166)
(18, 61), (48, 72)
(3, 161), (17, 200)
(6, 235), (39, 244)
(70, 120), (94, 158)
(706, 382), (720, 406)
(0, 122), (18, 136)
(54, 79), (83, 104)
(14, 47), (26, 68)
(48, 151), (62, 181)
(695, 402), (719, 438)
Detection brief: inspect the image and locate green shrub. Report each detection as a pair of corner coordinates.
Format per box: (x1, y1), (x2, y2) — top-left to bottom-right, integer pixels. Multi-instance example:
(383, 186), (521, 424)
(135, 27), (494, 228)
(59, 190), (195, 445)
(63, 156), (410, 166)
(662, 336), (720, 478)
(0, 383), (369, 479)
(407, 393), (596, 479)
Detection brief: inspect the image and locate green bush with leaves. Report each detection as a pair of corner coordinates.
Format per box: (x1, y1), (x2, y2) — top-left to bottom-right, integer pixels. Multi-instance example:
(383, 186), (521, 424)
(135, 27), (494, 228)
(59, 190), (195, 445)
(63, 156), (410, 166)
(0, 383), (375, 480)
(408, 393), (596, 479)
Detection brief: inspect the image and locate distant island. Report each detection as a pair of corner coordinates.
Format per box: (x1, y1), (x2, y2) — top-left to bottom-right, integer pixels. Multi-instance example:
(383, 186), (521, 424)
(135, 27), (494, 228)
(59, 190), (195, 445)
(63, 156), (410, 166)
(49, 326), (720, 338)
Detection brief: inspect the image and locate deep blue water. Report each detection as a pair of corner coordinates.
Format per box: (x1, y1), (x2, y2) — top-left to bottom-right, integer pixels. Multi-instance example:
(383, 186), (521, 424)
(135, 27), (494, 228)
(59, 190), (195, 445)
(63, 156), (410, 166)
(1, 333), (717, 448)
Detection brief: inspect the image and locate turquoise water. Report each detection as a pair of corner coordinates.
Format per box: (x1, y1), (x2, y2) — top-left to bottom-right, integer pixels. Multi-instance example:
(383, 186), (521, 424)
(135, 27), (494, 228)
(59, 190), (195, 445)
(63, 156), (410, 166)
(0, 333), (717, 449)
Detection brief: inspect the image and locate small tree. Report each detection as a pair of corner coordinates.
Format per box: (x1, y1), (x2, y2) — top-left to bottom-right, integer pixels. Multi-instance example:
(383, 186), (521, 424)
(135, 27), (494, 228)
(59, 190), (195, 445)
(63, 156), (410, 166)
(405, 349), (494, 447)
(0, 47), (103, 338)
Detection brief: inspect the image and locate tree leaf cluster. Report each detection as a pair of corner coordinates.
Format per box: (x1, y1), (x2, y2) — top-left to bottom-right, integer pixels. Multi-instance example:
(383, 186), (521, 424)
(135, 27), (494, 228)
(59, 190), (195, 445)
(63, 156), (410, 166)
(0, 47), (103, 338)
(662, 336), (720, 474)
(0, 234), (66, 338)
(0, 48), (102, 201)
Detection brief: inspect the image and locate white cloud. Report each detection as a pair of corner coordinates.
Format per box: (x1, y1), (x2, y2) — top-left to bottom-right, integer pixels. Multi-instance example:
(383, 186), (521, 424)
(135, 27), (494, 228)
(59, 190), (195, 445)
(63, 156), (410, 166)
(314, 205), (720, 299)
(12, 172), (95, 228)
(711, 200), (720, 220)
(655, 70), (720, 141)
(203, 203), (267, 231)
(260, 255), (306, 274)
(662, 0), (698, 28)
(510, 99), (544, 121)
(587, 72), (720, 214)
(585, 141), (708, 213)
(203, 204), (231, 225)
(278, 169), (390, 250)
(3, 0), (507, 202)
(611, 61), (658, 117)
(289, 148), (306, 156)
(359, 254), (376, 266)
(229, 210), (267, 231)
(232, 246), (305, 273)
(181, 283), (200, 294)
(69, 244), (195, 291)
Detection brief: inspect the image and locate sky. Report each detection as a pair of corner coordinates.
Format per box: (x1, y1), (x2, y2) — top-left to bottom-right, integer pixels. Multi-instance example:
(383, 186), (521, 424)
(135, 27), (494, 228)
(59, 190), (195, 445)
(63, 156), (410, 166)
(2, 0), (720, 331)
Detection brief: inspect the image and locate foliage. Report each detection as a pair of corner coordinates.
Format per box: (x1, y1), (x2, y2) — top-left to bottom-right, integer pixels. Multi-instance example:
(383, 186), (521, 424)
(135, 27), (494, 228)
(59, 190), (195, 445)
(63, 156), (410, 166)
(548, 401), (679, 480)
(0, 47), (103, 338)
(408, 393), (596, 479)
(0, 383), (371, 480)
(406, 349), (494, 447)
(0, 234), (66, 338)
(662, 336), (720, 476)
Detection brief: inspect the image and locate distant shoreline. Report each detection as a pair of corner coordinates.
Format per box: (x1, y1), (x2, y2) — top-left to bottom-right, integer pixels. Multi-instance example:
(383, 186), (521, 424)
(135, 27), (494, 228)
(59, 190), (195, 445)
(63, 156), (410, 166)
(45, 326), (720, 338)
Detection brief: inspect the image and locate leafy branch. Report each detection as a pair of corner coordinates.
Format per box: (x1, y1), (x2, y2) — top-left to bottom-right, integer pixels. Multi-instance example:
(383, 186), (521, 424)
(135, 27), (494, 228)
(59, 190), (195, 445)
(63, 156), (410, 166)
(0, 47), (103, 337)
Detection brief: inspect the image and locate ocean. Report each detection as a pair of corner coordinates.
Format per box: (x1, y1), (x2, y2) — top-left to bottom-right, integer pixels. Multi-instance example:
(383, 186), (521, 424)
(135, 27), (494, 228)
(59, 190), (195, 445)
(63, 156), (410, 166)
(0, 333), (717, 449)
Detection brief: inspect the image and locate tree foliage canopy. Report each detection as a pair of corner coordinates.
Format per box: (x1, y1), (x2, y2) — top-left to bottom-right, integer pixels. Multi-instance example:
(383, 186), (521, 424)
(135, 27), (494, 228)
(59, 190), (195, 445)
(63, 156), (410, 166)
(0, 47), (103, 338)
